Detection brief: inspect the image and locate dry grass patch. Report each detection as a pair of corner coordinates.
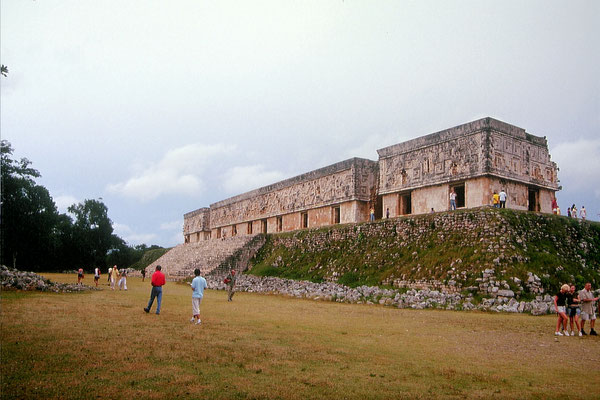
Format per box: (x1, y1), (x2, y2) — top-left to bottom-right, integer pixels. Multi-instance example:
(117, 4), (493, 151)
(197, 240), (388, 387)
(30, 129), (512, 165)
(1, 273), (599, 399)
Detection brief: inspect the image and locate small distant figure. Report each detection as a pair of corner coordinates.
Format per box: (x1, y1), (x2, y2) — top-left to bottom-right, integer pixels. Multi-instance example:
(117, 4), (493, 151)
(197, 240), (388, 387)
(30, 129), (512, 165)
(580, 206), (586, 221)
(107, 266), (111, 283)
(578, 282), (598, 336)
(554, 284), (569, 336)
(77, 268), (84, 285)
(118, 268), (128, 290)
(144, 265), (166, 315)
(190, 268), (207, 325)
(499, 189), (507, 208)
(224, 269), (237, 301)
(430, 208), (435, 213)
(556, 205), (561, 216)
(567, 207), (572, 218)
(571, 204), (578, 220)
(449, 189), (457, 211)
(94, 267), (100, 288)
(492, 191), (500, 208)
(369, 207), (375, 222)
(141, 268), (146, 282)
(551, 198), (558, 214)
(110, 265), (117, 290)
(385, 208), (390, 219)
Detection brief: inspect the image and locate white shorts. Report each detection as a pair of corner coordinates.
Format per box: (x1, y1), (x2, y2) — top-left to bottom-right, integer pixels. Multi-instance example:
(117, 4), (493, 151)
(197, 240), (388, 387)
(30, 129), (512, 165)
(580, 311), (596, 321)
(192, 297), (202, 316)
(557, 306), (566, 314)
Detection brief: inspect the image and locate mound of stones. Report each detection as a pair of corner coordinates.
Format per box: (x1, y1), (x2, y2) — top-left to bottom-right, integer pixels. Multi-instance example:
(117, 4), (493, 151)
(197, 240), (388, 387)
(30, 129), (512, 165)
(0, 265), (97, 293)
(207, 274), (559, 315)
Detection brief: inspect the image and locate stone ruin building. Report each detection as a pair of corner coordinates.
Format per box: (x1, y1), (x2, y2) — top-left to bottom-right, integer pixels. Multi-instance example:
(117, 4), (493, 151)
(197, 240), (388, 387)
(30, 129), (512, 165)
(183, 117), (559, 244)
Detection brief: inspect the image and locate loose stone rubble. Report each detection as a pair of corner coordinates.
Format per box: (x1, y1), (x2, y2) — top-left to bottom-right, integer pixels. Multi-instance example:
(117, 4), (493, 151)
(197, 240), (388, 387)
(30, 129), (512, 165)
(206, 273), (579, 315)
(0, 265), (97, 293)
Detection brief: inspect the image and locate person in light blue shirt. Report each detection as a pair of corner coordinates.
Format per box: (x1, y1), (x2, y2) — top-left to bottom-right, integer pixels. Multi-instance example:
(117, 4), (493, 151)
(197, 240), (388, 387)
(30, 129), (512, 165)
(190, 268), (207, 325)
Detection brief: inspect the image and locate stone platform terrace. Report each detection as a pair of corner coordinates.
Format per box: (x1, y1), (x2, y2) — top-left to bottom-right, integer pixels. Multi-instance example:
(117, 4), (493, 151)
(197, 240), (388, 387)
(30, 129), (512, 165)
(143, 235), (258, 280)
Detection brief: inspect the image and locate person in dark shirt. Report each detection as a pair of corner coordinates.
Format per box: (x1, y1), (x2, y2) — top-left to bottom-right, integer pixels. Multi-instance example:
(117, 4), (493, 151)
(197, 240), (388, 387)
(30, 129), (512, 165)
(566, 285), (581, 336)
(554, 284), (570, 336)
(224, 269), (237, 302)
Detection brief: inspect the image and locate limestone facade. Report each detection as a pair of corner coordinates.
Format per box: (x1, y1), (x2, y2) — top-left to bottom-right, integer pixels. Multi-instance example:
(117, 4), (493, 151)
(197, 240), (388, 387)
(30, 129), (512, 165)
(378, 118), (559, 217)
(183, 117), (559, 243)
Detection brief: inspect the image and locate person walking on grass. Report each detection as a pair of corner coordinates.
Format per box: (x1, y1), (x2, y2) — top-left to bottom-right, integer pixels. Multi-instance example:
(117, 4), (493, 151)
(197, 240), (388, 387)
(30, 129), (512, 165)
(224, 269), (237, 301)
(141, 268), (146, 282)
(190, 268), (207, 325)
(110, 265), (118, 290)
(118, 268), (128, 290)
(94, 267), (100, 288)
(77, 268), (84, 285)
(144, 265), (166, 315)
(566, 285), (581, 336)
(554, 284), (570, 336)
(579, 282), (599, 335)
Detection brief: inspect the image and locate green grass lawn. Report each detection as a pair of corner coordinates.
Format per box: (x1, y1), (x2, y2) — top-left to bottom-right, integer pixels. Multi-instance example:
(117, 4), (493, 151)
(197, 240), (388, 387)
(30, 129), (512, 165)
(2, 274), (599, 399)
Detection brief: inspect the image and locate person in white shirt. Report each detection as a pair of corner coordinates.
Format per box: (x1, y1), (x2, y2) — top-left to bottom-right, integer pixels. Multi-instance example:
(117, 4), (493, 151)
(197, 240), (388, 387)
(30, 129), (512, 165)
(499, 189), (507, 208)
(94, 267), (100, 287)
(449, 189), (457, 210)
(118, 268), (128, 290)
(110, 265), (117, 290)
(580, 206), (587, 221)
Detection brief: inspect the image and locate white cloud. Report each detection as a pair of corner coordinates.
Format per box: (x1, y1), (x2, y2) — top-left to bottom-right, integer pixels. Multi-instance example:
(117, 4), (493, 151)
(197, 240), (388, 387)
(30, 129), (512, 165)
(54, 195), (79, 213)
(160, 220), (182, 231)
(552, 139), (600, 198)
(221, 165), (286, 194)
(343, 132), (410, 161)
(107, 143), (233, 201)
(112, 222), (158, 246)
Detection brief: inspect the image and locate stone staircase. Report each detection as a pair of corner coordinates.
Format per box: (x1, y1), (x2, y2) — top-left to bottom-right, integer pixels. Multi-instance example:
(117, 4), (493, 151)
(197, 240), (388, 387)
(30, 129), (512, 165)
(144, 234), (265, 280)
(208, 234), (266, 278)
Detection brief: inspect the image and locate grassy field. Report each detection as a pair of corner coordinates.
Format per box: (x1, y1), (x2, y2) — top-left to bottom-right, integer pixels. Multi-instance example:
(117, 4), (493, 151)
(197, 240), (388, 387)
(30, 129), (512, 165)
(2, 274), (599, 399)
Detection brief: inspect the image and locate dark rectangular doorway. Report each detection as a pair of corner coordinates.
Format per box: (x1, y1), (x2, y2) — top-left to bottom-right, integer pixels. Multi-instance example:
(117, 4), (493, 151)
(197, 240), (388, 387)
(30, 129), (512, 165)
(528, 188), (539, 211)
(400, 193), (412, 215)
(451, 184), (465, 208)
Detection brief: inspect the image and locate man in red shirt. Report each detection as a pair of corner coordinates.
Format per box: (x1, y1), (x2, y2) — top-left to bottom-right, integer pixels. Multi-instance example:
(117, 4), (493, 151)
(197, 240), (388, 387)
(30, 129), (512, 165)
(144, 265), (166, 315)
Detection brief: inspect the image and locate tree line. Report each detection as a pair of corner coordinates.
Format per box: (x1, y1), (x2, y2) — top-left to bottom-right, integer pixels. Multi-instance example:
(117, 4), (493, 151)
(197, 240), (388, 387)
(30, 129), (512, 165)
(1, 140), (162, 271)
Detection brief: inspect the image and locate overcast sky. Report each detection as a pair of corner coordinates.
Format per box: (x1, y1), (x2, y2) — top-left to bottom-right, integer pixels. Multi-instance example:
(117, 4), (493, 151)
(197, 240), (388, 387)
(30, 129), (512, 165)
(2, 1), (599, 247)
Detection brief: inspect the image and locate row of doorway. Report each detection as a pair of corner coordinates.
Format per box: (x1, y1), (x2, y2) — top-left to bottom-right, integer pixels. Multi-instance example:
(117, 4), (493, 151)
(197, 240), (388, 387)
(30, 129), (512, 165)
(373, 184), (540, 217)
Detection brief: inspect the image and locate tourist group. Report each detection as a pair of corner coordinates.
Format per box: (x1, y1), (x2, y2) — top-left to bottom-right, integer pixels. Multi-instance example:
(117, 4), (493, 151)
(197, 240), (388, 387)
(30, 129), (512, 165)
(554, 282), (598, 336)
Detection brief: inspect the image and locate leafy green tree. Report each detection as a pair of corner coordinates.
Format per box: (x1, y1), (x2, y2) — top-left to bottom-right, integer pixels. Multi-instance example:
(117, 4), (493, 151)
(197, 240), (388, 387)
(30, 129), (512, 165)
(2, 140), (160, 272)
(1, 140), (59, 270)
(68, 199), (114, 268)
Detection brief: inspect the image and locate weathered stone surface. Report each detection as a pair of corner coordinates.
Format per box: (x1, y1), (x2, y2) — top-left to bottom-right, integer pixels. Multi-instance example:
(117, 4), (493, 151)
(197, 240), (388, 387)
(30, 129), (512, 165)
(184, 117), (559, 244)
(0, 265), (97, 293)
(206, 273), (557, 315)
(139, 235), (263, 280)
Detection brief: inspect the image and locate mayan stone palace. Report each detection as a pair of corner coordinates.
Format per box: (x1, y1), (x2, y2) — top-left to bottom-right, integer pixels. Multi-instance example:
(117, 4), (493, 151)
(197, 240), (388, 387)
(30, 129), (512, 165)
(183, 117), (559, 243)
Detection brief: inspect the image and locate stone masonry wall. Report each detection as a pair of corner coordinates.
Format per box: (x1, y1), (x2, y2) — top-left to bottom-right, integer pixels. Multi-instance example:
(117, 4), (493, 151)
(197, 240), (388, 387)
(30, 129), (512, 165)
(488, 129), (558, 190)
(378, 130), (484, 195)
(250, 207), (600, 299)
(377, 118), (558, 198)
(209, 158), (377, 228)
(183, 208), (210, 238)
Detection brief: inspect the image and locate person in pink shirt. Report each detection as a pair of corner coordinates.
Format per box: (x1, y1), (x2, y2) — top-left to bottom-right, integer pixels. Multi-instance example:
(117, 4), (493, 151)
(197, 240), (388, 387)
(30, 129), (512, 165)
(144, 265), (166, 315)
